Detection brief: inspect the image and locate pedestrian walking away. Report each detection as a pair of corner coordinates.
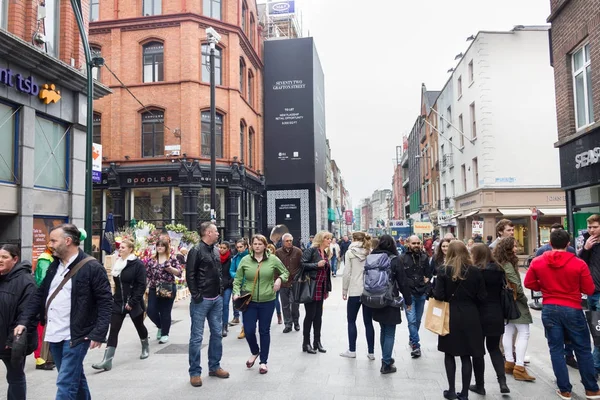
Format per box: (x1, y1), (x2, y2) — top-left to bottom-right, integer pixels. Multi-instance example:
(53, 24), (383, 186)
(0, 245), (38, 400)
(339, 235), (351, 266)
(233, 234), (289, 374)
(525, 229), (600, 400)
(230, 239), (249, 339)
(434, 241), (486, 400)
(300, 231), (333, 354)
(16, 224), (112, 400)
(402, 235), (433, 358)
(32, 246), (55, 371)
(186, 222), (230, 387)
(92, 238), (150, 371)
(275, 233), (303, 333)
(268, 243), (283, 324)
(329, 237), (341, 277)
(219, 241), (233, 337)
(340, 232), (376, 360)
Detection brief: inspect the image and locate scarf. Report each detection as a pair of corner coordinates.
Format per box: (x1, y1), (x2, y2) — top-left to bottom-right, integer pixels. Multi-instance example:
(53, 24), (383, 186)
(220, 250), (231, 265)
(112, 254), (137, 277)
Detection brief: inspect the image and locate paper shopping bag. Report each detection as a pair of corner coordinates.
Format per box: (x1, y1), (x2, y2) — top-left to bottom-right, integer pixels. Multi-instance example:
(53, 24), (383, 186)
(424, 299), (450, 336)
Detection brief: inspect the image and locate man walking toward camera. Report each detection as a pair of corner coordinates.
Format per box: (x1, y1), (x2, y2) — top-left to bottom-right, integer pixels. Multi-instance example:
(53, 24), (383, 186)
(525, 229), (600, 400)
(187, 222), (229, 387)
(275, 234), (303, 333)
(581, 214), (600, 376)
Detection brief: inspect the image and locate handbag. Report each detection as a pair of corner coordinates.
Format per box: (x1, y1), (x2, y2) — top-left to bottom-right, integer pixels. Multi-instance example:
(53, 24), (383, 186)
(234, 262), (262, 312)
(293, 268), (316, 304)
(501, 276), (521, 322)
(586, 310), (600, 347)
(424, 275), (463, 336)
(156, 282), (174, 298)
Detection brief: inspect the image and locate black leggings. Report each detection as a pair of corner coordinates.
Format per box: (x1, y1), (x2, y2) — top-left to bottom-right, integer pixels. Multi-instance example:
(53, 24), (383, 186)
(473, 335), (505, 385)
(444, 353), (472, 396)
(107, 312), (148, 348)
(303, 300), (324, 343)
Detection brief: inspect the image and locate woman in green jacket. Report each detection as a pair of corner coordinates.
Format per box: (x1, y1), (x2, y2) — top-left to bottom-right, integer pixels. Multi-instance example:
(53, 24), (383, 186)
(494, 237), (535, 382)
(233, 234), (289, 375)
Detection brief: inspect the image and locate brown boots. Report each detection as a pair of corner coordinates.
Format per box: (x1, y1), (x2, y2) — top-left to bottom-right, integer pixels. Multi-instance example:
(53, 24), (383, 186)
(504, 361), (515, 374)
(513, 365), (536, 381)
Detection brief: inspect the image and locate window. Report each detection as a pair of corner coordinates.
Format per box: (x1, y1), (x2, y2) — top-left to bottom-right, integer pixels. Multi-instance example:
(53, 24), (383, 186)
(461, 164), (467, 192)
(90, 0), (100, 21)
(241, 2), (247, 34)
(35, 115), (69, 189)
(142, 111), (164, 157)
(201, 44), (222, 85)
(201, 111), (223, 158)
(248, 128), (254, 168)
(44, 0), (59, 57)
(473, 157), (479, 188)
(93, 112), (101, 144)
(458, 114), (464, 147)
(91, 46), (102, 81)
(457, 76), (462, 98)
(443, 184), (447, 200)
(0, 0), (7, 29)
(0, 102), (17, 182)
(451, 179), (455, 197)
(240, 122), (245, 161)
(143, 0), (161, 16)
(470, 102), (476, 139)
(573, 44), (594, 129)
(468, 60), (474, 83)
(249, 14), (255, 45)
(239, 58), (246, 95)
(248, 70), (254, 105)
(446, 106), (452, 128)
(143, 42), (164, 83)
(203, 0), (221, 20)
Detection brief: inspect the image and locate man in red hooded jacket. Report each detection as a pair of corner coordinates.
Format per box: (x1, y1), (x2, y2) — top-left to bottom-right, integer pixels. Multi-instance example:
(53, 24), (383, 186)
(525, 229), (600, 400)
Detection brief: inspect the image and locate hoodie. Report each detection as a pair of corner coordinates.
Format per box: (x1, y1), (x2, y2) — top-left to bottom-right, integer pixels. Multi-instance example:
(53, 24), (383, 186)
(342, 243), (369, 297)
(524, 250), (595, 309)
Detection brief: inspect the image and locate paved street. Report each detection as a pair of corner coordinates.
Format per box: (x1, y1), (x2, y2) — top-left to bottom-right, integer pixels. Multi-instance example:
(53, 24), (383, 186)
(2, 267), (593, 400)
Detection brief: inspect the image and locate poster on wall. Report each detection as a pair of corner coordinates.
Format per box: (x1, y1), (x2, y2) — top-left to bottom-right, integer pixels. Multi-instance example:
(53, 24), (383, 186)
(472, 221), (484, 236)
(275, 199), (302, 246)
(32, 217), (67, 270)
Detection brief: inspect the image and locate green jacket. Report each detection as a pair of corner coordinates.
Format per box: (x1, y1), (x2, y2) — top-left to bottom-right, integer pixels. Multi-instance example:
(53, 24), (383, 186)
(233, 252), (289, 303)
(501, 262), (533, 324)
(35, 253), (54, 287)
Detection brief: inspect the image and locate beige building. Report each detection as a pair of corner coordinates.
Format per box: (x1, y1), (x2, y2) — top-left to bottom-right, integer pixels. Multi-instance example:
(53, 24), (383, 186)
(454, 188), (566, 255)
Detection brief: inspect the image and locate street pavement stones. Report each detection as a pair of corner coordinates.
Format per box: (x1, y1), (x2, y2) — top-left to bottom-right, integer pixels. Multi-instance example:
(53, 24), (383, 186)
(2, 266), (594, 399)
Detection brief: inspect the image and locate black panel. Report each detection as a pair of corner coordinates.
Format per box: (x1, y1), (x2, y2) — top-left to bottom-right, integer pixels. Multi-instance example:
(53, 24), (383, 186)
(559, 127), (600, 190)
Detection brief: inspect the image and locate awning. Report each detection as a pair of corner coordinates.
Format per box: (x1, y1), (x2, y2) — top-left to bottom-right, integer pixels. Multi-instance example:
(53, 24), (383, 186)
(498, 208), (532, 217)
(463, 210), (479, 218)
(538, 208), (566, 216)
(450, 213), (462, 219)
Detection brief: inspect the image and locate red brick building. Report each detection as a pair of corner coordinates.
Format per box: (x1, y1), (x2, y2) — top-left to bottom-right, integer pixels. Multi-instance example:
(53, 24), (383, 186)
(90, 0), (265, 240)
(548, 0), (600, 235)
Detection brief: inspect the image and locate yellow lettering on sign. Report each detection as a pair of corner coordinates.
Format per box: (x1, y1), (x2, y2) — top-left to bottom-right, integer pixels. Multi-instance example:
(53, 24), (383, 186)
(39, 83), (61, 104)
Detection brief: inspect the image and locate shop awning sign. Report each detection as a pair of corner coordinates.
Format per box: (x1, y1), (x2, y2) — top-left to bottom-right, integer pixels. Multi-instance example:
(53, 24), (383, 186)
(413, 222), (433, 234)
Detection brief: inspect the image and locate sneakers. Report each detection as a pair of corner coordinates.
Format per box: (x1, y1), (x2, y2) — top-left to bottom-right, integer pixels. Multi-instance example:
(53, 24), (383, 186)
(229, 317), (240, 326)
(586, 390), (600, 399)
(367, 353), (375, 360)
(159, 335), (169, 344)
(190, 376), (202, 387)
(339, 350), (356, 358)
(556, 389), (571, 399)
(208, 368), (230, 379)
(410, 346), (421, 358)
(380, 362), (397, 374)
(156, 328), (162, 340)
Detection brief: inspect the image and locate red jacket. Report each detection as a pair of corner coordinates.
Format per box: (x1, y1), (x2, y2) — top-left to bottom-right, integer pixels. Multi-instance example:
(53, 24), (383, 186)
(524, 250), (595, 309)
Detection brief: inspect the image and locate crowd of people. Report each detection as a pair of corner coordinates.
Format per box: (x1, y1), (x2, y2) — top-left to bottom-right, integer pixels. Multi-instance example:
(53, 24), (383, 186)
(1, 214), (600, 399)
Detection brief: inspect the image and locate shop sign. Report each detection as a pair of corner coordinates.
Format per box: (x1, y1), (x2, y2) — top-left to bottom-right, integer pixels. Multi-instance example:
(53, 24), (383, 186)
(413, 222), (433, 234)
(459, 199), (477, 208)
(575, 146), (600, 169)
(122, 173), (177, 187)
(32, 216), (68, 270)
(472, 221), (484, 236)
(92, 143), (102, 183)
(559, 128), (600, 189)
(0, 68), (61, 103)
(438, 209), (455, 223)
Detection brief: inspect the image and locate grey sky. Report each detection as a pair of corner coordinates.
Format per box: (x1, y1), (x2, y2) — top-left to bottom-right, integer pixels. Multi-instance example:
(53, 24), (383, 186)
(301, 0), (551, 205)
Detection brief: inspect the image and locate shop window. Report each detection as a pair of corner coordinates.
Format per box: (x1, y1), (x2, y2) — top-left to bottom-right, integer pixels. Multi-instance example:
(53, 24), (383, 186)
(91, 46), (102, 81)
(457, 75), (462, 98)
(458, 114), (464, 147)
(141, 111), (164, 157)
(90, 0), (100, 21)
(143, 42), (164, 83)
(201, 44), (222, 85)
(572, 43), (594, 130)
(248, 128), (254, 168)
(203, 0), (221, 20)
(470, 102), (476, 139)
(241, 2), (247, 34)
(143, 0), (161, 16)
(249, 14), (255, 45)
(133, 188), (171, 228)
(201, 111), (223, 158)
(93, 112), (101, 145)
(0, 102), (17, 183)
(34, 115), (69, 190)
(175, 188), (225, 226)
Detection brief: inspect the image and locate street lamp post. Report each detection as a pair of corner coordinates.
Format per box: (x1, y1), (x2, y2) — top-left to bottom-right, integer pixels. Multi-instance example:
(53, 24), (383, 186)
(206, 27), (221, 222)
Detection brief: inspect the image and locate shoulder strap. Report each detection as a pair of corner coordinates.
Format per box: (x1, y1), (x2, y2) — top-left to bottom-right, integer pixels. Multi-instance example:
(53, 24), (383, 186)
(250, 261), (262, 295)
(45, 256), (95, 316)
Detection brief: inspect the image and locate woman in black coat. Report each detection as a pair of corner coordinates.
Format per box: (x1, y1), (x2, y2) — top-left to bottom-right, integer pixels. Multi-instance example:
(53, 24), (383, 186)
(93, 238), (149, 371)
(219, 241), (233, 337)
(369, 235), (412, 374)
(300, 231), (333, 354)
(434, 241), (486, 400)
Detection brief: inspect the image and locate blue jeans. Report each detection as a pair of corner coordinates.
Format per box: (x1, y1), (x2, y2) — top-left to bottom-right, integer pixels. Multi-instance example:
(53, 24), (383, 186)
(589, 292), (600, 372)
(1, 356), (26, 400)
(379, 323), (396, 365)
(243, 300), (276, 364)
(346, 296), (374, 353)
(405, 294), (427, 348)
(542, 304), (599, 393)
(223, 288), (233, 326)
(331, 256), (338, 275)
(147, 284), (176, 336)
(275, 291), (281, 316)
(49, 341), (90, 400)
(188, 296), (223, 377)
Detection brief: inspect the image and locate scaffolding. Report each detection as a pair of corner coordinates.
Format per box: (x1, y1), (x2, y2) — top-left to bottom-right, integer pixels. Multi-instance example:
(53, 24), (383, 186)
(258, 1), (302, 39)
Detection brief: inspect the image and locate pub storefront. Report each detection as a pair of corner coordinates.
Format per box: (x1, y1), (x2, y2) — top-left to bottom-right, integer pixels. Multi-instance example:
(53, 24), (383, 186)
(92, 159), (264, 244)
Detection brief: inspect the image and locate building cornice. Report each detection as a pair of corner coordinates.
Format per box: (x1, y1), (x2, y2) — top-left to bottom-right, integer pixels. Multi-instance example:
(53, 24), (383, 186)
(547, 0), (573, 23)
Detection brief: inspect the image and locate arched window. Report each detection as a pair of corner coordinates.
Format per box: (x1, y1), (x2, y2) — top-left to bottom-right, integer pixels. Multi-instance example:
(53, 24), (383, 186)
(247, 70), (254, 105)
(142, 110), (164, 157)
(203, 0), (221, 20)
(201, 44), (222, 85)
(249, 14), (255, 45)
(91, 46), (102, 81)
(201, 111), (223, 158)
(248, 128), (255, 168)
(239, 58), (246, 95)
(241, 2), (247, 34)
(240, 121), (246, 162)
(143, 42), (164, 83)
(93, 112), (102, 144)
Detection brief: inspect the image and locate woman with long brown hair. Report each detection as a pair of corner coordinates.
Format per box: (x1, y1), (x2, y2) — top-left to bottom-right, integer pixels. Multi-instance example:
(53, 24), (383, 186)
(434, 241), (486, 400)
(470, 244), (510, 395)
(494, 237), (535, 382)
(431, 238), (452, 275)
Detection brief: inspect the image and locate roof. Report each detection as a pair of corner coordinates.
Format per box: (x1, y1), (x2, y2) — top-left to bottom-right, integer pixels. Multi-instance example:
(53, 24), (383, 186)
(425, 91), (441, 110)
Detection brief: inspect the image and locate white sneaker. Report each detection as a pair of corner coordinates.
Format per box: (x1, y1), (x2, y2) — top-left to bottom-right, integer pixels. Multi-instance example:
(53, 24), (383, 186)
(367, 353), (375, 360)
(159, 335), (169, 344)
(339, 350), (356, 358)
(524, 355), (531, 364)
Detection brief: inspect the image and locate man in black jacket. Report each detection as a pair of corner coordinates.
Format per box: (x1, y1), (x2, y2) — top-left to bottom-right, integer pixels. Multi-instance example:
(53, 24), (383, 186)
(187, 222), (229, 387)
(581, 214), (600, 374)
(401, 235), (433, 358)
(15, 223), (112, 400)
